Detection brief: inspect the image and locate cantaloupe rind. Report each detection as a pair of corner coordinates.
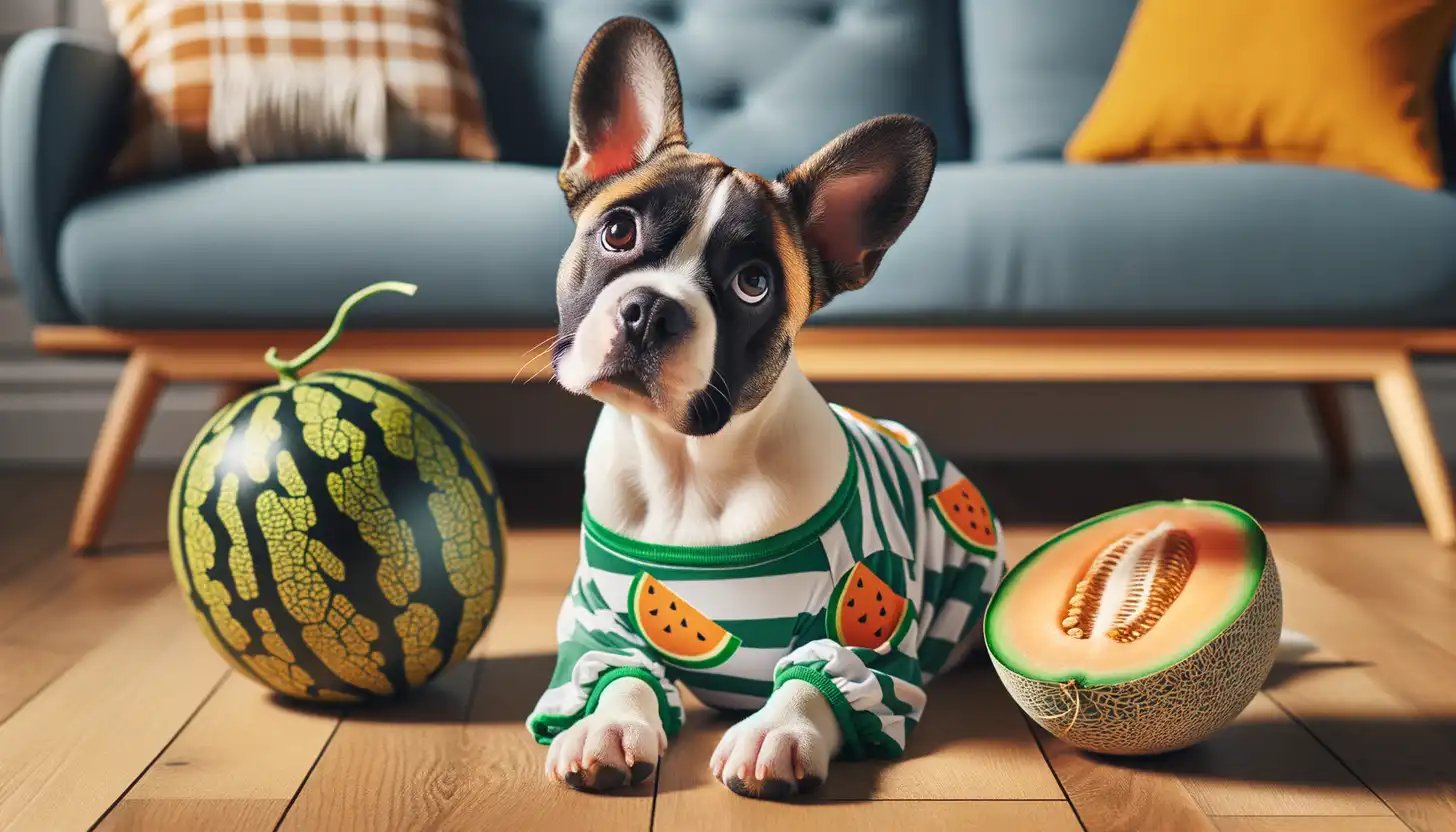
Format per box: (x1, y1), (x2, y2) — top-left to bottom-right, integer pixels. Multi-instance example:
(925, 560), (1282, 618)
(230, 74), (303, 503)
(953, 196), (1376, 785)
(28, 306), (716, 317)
(984, 499), (1283, 755)
(991, 556), (1281, 755)
(985, 499), (1267, 686)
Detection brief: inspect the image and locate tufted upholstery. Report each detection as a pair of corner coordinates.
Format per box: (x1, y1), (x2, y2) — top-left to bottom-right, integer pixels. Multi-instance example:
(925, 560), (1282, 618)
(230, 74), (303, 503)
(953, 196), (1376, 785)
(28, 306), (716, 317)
(458, 0), (971, 176)
(8, 4), (1456, 330)
(963, 0), (1138, 163)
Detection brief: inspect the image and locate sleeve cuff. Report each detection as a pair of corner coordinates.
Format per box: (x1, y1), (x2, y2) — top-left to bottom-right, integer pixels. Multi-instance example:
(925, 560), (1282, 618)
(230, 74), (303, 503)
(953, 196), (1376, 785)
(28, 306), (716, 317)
(528, 666), (681, 745)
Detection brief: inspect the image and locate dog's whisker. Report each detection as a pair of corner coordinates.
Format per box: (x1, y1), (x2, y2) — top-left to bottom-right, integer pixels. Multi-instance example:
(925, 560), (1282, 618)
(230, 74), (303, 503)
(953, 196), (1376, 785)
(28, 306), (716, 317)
(521, 335), (562, 368)
(512, 335), (561, 384)
(520, 331), (558, 358)
(706, 369), (731, 425)
(522, 356), (556, 384)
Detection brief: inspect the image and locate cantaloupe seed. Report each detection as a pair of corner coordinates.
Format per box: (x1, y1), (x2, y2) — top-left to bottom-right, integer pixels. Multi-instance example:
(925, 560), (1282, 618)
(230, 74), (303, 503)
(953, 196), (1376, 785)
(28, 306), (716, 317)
(1060, 521), (1197, 643)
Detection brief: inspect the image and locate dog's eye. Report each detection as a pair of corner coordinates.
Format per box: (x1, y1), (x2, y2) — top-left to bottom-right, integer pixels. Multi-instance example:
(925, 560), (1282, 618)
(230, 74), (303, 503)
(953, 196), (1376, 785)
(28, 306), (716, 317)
(733, 263), (771, 304)
(601, 212), (637, 252)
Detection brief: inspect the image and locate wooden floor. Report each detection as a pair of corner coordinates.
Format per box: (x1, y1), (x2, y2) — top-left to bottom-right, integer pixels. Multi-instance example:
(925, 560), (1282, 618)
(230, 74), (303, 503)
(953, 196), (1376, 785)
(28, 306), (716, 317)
(2, 473), (1456, 832)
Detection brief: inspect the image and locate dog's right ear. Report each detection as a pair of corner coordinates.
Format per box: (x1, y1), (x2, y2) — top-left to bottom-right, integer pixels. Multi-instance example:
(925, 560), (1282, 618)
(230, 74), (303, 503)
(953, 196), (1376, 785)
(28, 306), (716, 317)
(559, 17), (687, 214)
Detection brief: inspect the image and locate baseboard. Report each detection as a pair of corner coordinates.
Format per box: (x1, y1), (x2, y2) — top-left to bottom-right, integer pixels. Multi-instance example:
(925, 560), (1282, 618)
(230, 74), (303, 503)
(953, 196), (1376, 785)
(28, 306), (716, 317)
(4, 355), (1456, 465)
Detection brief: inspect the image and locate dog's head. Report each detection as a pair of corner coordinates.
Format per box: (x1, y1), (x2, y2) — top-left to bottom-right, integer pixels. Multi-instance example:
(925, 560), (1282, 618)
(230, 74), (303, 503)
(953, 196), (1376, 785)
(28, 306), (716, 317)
(550, 17), (936, 435)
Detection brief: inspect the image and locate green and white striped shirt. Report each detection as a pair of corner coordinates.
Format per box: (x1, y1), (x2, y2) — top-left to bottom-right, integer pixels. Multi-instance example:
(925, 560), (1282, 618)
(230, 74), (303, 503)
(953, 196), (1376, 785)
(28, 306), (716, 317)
(527, 405), (1006, 759)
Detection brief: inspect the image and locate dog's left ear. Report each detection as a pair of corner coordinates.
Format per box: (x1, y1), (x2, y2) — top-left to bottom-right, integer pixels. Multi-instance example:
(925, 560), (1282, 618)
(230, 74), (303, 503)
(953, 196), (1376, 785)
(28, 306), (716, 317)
(780, 115), (936, 302)
(560, 16), (687, 214)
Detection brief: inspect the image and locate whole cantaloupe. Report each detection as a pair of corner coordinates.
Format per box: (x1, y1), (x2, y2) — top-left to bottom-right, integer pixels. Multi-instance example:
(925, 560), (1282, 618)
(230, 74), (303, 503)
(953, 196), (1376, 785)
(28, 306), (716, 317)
(169, 282), (505, 702)
(986, 500), (1281, 755)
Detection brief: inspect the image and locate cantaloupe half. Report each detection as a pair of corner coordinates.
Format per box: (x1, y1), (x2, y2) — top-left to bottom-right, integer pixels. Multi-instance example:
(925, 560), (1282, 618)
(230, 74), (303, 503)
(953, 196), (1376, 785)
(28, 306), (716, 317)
(986, 500), (1282, 755)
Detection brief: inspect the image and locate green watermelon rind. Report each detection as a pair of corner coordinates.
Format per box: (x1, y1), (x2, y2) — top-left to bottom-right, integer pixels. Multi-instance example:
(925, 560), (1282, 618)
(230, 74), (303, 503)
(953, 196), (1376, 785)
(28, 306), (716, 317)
(826, 562), (913, 652)
(169, 374), (506, 701)
(168, 392), (272, 689)
(930, 485), (999, 556)
(626, 572), (741, 670)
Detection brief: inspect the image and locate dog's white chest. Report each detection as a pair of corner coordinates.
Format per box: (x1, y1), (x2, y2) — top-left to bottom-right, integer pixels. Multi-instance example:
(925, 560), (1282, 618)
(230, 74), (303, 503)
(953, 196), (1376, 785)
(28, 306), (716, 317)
(583, 363), (848, 548)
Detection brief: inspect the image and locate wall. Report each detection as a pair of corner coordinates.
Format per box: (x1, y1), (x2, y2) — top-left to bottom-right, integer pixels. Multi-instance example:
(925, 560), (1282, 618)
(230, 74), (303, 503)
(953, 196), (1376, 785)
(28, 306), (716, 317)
(1, 3), (1452, 467)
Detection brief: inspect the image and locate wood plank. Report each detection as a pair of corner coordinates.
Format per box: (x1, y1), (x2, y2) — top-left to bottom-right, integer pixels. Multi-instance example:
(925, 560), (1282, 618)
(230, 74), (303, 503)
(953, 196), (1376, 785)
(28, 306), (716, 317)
(1272, 528), (1456, 592)
(1263, 649), (1456, 832)
(454, 628), (653, 831)
(0, 553), (175, 724)
(95, 800), (288, 832)
(656, 787), (1078, 832)
(0, 553), (72, 634)
(1256, 540), (1456, 832)
(1167, 693), (1388, 816)
(277, 531), (650, 832)
(1270, 552), (1456, 723)
(1273, 530), (1456, 658)
(1213, 819), (1411, 832)
(0, 472), (73, 583)
(274, 661), (482, 832)
(1030, 691), (1383, 822)
(0, 591), (230, 831)
(656, 688), (1063, 825)
(1035, 726), (1216, 832)
(0, 643), (73, 725)
(820, 667), (1063, 800)
(95, 672), (341, 832)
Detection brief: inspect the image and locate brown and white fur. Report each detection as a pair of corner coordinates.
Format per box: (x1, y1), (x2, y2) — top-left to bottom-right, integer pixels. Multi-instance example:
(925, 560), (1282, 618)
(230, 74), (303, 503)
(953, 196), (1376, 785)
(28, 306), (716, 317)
(542, 17), (937, 800)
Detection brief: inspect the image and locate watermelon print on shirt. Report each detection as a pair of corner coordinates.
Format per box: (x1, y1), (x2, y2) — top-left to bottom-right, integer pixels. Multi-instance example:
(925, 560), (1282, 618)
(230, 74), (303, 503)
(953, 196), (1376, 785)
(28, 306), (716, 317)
(525, 405), (1009, 760)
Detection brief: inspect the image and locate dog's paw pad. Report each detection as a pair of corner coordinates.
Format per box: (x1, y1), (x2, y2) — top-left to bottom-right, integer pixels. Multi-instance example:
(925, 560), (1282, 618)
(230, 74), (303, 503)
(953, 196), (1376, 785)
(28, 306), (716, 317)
(564, 764), (628, 793)
(760, 778), (794, 801)
(795, 775), (824, 795)
(629, 760), (656, 785)
(726, 775), (797, 801)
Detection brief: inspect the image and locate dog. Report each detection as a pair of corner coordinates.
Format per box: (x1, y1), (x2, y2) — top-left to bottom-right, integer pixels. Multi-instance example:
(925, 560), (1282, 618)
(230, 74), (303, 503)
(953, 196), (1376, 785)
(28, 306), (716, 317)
(525, 17), (1006, 800)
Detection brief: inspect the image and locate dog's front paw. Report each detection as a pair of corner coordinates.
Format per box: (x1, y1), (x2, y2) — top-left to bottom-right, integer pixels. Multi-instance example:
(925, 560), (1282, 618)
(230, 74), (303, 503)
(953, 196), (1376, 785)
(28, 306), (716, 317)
(710, 711), (831, 801)
(545, 713), (664, 793)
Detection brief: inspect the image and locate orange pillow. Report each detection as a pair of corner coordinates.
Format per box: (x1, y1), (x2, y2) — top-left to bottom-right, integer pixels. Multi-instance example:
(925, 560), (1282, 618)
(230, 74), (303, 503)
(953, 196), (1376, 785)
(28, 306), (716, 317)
(1065, 0), (1456, 190)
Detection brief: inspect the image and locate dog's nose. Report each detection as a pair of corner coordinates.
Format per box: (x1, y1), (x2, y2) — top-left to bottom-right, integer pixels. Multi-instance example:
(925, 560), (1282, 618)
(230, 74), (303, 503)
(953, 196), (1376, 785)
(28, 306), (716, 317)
(618, 288), (690, 351)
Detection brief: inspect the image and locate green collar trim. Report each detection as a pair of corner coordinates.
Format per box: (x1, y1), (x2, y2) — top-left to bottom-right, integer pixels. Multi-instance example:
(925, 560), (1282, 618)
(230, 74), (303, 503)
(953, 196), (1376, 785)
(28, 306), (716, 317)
(581, 421), (859, 569)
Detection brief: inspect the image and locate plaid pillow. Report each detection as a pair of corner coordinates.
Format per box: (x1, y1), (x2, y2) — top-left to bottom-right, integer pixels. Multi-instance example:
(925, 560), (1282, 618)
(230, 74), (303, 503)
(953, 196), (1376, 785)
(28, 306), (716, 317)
(103, 0), (498, 179)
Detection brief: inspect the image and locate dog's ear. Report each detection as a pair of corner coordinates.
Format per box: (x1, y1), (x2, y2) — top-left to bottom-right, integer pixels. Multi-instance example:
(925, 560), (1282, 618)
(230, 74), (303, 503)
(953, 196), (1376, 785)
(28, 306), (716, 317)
(780, 115), (936, 302)
(560, 17), (687, 212)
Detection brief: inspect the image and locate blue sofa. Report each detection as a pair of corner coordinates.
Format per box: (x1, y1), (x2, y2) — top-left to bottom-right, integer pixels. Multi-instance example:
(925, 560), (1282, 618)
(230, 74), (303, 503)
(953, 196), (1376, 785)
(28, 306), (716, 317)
(5, 0), (1456, 550)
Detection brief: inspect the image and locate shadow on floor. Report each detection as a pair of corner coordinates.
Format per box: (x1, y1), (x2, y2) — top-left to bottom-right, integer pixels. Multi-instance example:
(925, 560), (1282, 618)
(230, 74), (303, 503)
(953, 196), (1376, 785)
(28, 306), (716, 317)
(1263, 658), (1371, 689)
(267, 653), (560, 725)
(1085, 714), (1456, 788)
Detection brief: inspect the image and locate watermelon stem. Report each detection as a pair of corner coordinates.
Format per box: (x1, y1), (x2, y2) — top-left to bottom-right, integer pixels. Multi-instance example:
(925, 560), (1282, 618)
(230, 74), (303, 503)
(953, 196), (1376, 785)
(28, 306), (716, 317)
(264, 281), (419, 383)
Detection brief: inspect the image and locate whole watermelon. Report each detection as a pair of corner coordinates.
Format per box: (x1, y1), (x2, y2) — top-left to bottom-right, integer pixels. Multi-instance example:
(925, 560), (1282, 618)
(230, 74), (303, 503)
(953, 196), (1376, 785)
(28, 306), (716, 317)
(168, 282), (505, 702)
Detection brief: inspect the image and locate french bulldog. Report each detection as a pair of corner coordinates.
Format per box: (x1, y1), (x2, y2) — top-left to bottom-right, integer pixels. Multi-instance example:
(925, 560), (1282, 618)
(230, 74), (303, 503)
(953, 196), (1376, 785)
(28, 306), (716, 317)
(529, 16), (1005, 801)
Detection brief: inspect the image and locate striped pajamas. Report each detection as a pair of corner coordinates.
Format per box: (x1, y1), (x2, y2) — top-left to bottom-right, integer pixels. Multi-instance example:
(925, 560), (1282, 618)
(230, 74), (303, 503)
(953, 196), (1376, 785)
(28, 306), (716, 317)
(527, 405), (1007, 759)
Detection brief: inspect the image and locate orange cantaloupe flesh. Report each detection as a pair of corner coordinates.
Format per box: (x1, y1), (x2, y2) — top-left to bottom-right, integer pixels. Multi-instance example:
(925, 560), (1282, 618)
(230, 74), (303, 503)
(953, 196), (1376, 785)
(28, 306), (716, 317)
(986, 501), (1263, 686)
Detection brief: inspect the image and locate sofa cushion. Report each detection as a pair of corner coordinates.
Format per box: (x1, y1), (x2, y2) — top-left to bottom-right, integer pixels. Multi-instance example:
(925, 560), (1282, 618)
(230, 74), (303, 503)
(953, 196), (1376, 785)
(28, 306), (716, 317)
(816, 162), (1456, 326)
(58, 161), (572, 328)
(459, 0), (972, 174)
(1063, 0), (1456, 192)
(58, 160), (1456, 330)
(964, 0), (1137, 163)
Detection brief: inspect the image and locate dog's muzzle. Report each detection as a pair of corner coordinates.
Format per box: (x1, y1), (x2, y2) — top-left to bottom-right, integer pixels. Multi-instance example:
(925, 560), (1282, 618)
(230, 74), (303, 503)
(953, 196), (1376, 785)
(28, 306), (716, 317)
(599, 287), (693, 395)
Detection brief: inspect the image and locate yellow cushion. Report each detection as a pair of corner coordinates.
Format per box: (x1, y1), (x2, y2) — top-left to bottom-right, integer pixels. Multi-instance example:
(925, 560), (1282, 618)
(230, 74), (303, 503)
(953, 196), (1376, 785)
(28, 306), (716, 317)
(1065, 0), (1456, 190)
